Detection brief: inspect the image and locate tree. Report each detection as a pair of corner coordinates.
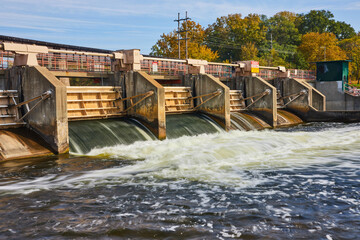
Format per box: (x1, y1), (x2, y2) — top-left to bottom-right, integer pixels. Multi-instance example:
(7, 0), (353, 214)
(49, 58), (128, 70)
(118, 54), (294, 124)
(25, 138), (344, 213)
(328, 20), (356, 40)
(258, 11), (303, 68)
(205, 13), (267, 61)
(267, 11), (301, 46)
(150, 20), (218, 61)
(240, 42), (258, 60)
(339, 37), (360, 83)
(297, 10), (334, 34)
(297, 10), (355, 40)
(298, 32), (347, 67)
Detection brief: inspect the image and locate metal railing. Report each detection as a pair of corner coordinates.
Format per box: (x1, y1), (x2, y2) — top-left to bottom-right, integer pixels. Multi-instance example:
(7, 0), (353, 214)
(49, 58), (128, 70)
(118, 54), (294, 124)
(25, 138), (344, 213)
(205, 63), (234, 80)
(289, 69), (316, 81)
(140, 58), (188, 76)
(0, 51), (112, 72)
(344, 82), (360, 96)
(0, 49), (316, 81)
(37, 53), (111, 72)
(0, 51), (14, 69)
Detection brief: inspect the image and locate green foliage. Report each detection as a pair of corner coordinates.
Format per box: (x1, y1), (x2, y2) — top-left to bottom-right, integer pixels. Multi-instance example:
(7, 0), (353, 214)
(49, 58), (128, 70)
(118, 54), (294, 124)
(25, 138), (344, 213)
(297, 10), (355, 40)
(267, 11), (301, 46)
(328, 21), (356, 40)
(205, 13), (267, 61)
(297, 10), (334, 34)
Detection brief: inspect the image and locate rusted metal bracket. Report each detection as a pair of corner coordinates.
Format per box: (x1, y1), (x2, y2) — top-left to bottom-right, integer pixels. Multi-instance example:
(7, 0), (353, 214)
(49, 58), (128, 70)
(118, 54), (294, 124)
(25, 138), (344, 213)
(191, 89), (222, 110)
(118, 90), (154, 112)
(15, 90), (52, 122)
(279, 89), (307, 108)
(244, 89), (271, 110)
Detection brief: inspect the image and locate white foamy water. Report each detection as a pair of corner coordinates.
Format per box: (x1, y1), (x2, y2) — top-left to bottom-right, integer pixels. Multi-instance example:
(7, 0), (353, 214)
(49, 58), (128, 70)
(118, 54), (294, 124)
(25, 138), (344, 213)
(1, 124), (360, 195)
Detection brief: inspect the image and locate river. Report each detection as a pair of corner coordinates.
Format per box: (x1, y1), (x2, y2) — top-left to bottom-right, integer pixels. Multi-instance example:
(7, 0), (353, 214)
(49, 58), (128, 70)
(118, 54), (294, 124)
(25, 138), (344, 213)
(0, 122), (359, 239)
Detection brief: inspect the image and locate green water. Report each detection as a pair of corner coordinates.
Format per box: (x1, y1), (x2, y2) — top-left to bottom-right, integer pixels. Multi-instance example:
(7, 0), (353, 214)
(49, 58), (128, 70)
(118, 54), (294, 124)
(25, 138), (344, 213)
(69, 114), (224, 154)
(69, 118), (156, 154)
(166, 113), (223, 139)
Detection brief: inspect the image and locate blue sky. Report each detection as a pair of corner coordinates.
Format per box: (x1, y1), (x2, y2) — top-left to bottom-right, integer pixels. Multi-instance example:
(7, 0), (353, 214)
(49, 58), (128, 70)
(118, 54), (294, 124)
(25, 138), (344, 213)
(1, 0), (359, 54)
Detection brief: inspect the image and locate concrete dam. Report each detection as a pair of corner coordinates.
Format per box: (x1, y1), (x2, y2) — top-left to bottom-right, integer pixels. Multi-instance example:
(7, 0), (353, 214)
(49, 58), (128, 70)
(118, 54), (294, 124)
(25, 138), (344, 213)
(0, 36), (357, 161)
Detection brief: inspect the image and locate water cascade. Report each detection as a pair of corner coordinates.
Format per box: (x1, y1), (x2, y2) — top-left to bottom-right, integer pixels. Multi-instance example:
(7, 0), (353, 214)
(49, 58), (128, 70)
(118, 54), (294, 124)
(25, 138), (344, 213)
(230, 112), (271, 130)
(69, 119), (156, 154)
(277, 109), (303, 127)
(68, 111), (305, 155)
(165, 113), (223, 139)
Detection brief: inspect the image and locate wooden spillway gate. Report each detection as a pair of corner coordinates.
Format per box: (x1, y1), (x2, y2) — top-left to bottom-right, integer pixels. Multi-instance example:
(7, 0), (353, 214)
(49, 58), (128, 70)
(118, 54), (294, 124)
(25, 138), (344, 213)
(164, 87), (193, 113)
(67, 87), (125, 120)
(164, 86), (222, 114)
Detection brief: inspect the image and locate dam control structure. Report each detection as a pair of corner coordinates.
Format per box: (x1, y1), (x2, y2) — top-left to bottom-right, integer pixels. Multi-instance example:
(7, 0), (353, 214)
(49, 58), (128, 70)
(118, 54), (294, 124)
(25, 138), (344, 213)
(0, 35), (356, 161)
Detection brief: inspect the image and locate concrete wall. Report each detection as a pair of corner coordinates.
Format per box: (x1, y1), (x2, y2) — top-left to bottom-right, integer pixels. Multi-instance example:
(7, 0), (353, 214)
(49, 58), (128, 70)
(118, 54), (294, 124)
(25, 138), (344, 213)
(15, 66), (69, 154)
(0, 71), (5, 89)
(186, 74), (230, 131)
(125, 71), (166, 139)
(233, 76), (277, 127)
(280, 78), (310, 110)
(315, 81), (360, 110)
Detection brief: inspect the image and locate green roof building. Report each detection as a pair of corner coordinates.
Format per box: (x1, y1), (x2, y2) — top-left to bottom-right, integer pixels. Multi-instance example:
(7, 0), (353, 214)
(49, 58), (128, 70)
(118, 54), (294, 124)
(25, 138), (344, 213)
(316, 60), (351, 83)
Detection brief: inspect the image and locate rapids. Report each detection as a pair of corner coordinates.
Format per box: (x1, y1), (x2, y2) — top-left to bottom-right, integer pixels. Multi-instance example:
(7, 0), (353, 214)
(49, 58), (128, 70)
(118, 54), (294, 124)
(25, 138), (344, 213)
(0, 122), (359, 239)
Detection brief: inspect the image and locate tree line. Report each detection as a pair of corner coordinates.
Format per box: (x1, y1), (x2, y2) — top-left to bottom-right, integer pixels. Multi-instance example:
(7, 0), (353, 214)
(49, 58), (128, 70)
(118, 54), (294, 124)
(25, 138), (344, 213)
(151, 10), (360, 81)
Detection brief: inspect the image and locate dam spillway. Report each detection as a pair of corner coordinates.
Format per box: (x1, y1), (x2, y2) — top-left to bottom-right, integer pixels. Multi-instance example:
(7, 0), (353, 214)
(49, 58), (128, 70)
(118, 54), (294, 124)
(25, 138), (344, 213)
(1, 38), (359, 163)
(0, 65), (329, 161)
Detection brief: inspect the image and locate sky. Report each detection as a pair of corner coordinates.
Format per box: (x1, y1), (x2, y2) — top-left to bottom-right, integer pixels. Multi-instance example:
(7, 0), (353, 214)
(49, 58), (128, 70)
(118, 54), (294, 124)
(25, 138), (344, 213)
(0, 0), (360, 54)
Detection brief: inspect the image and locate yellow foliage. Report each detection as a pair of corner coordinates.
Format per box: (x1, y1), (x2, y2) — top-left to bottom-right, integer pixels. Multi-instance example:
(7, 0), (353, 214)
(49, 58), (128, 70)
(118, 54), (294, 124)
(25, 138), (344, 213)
(340, 36), (360, 82)
(240, 42), (258, 60)
(151, 20), (219, 62)
(298, 32), (347, 67)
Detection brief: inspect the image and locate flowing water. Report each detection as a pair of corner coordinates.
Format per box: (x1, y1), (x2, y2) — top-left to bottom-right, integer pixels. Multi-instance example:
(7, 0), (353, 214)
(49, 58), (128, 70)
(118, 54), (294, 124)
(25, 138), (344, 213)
(0, 121), (360, 239)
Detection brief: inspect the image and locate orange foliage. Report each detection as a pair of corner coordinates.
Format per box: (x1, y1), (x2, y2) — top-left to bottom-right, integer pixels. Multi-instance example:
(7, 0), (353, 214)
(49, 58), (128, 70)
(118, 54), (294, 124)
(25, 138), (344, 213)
(298, 32), (347, 65)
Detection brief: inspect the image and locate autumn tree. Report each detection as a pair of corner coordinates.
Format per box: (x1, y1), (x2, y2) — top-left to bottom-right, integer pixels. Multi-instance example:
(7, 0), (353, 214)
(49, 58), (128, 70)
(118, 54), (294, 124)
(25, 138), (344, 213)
(150, 20), (218, 61)
(205, 13), (267, 61)
(339, 37), (360, 83)
(240, 42), (258, 60)
(298, 32), (347, 67)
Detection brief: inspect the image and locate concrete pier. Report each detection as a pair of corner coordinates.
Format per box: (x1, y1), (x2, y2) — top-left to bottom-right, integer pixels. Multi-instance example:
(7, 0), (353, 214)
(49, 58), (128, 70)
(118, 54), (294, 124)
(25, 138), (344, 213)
(125, 71), (166, 140)
(14, 66), (69, 154)
(186, 74), (231, 131)
(237, 76), (277, 127)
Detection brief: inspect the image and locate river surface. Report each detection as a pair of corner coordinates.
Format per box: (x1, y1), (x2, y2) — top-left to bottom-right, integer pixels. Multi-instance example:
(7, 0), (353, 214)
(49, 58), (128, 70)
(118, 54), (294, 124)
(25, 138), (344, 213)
(0, 122), (359, 239)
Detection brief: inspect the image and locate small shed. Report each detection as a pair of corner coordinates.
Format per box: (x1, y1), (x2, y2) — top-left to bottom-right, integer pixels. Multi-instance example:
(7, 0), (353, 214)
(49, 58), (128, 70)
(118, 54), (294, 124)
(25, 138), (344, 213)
(315, 60), (351, 82)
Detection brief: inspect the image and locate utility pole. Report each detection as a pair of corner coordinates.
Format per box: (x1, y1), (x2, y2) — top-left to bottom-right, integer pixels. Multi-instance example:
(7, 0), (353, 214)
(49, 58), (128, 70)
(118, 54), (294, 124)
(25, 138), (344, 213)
(174, 12), (191, 59)
(175, 13), (180, 59)
(320, 46), (326, 61)
(185, 11), (189, 59)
